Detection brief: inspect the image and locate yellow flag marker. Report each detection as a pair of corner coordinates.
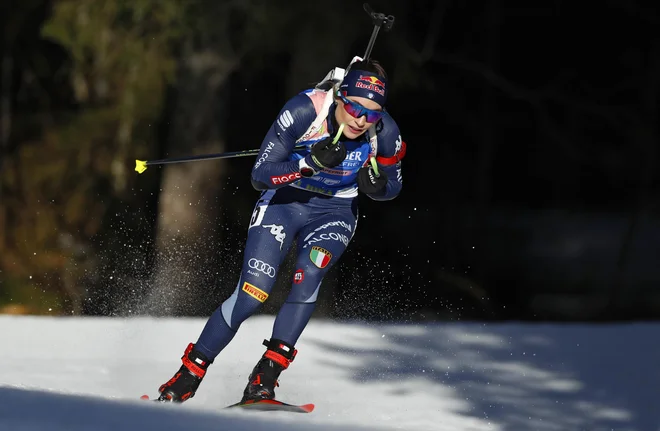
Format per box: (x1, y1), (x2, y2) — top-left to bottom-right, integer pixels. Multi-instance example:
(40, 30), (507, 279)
(135, 160), (148, 174)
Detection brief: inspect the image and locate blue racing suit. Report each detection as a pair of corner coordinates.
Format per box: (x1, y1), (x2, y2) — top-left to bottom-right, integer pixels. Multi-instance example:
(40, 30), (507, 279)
(194, 88), (405, 359)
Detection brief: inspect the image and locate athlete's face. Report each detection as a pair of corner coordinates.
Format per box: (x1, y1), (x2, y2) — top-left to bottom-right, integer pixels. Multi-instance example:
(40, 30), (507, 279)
(335, 95), (383, 139)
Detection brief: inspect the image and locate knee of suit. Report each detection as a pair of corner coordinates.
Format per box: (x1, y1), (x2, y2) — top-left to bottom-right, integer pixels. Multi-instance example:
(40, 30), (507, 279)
(224, 278), (272, 328)
(241, 272), (270, 292)
(296, 264), (325, 284)
(288, 265), (325, 303)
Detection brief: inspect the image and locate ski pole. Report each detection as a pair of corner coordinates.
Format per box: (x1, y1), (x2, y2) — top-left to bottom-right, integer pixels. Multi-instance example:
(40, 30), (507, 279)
(359, 4), (395, 178)
(135, 145), (306, 174)
(135, 5), (394, 176)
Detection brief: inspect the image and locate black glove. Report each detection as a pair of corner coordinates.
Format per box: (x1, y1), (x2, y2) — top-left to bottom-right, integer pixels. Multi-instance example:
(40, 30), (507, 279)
(306, 137), (346, 170)
(357, 166), (388, 195)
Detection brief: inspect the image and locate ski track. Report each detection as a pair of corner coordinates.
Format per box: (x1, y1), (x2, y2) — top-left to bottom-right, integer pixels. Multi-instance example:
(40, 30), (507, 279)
(0, 315), (658, 431)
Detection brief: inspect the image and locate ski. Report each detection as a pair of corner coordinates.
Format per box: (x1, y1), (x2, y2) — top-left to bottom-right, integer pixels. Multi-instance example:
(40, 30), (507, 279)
(140, 395), (314, 413)
(225, 399), (315, 413)
(140, 394), (166, 402)
(140, 395), (181, 403)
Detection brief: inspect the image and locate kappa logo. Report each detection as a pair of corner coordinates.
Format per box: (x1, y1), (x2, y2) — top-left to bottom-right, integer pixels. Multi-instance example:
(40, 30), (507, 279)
(263, 224), (286, 250)
(293, 269), (304, 284)
(242, 282), (269, 303)
(277, 110), (294, 131)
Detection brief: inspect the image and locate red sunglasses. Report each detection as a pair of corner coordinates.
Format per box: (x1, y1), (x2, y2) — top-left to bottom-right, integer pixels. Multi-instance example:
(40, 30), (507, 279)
(337, 93), (383, 123)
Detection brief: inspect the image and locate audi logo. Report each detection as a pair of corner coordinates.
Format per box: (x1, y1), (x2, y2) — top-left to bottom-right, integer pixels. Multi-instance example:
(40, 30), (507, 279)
(248, 258), (276, 278)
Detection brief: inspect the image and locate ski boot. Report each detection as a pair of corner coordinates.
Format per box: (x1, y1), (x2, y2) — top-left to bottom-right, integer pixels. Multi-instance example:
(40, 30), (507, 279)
(157, 343), (212, 402)
(241, 338), (297, 402)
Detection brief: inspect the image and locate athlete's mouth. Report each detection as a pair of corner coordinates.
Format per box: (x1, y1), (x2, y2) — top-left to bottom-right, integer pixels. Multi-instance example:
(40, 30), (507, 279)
(347, 125), (364, 134)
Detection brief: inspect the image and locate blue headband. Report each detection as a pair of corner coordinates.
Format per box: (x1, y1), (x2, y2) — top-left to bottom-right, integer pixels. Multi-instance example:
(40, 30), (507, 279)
(339, 69), (388, 107)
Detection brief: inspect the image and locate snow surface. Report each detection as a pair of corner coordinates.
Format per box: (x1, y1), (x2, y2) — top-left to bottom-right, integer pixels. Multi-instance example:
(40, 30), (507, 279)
(0, 315), (657, 430)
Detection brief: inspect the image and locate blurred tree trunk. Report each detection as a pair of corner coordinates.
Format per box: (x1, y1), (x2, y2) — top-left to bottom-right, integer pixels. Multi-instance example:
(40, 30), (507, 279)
(32, 0), (184, 315)
(140, 0), (336, 316)
(146, 45), (235, 316)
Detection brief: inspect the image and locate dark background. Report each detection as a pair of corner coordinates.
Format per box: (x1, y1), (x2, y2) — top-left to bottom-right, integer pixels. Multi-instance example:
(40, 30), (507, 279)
(1, 0), (659, 322)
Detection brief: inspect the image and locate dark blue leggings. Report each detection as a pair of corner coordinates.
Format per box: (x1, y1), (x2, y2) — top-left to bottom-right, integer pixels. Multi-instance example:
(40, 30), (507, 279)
(195, 187), (357, 359)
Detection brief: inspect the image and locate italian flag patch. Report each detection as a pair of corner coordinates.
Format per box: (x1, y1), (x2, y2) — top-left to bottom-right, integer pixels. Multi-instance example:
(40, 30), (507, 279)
(310, 246), (332, 268)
